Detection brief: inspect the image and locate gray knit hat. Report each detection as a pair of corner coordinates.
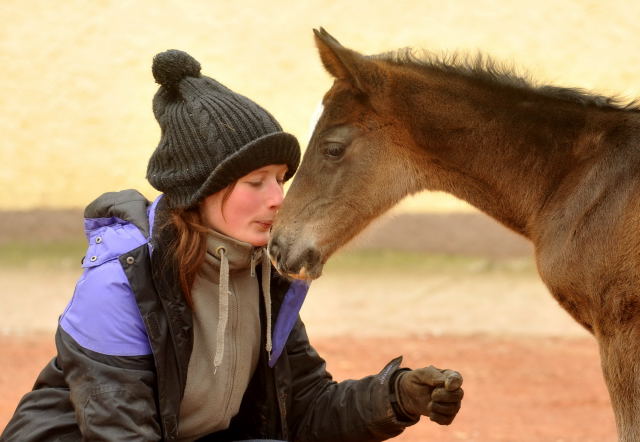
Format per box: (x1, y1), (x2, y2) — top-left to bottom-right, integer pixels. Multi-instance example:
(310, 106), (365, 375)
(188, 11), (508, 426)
(146, 49), (301, 209)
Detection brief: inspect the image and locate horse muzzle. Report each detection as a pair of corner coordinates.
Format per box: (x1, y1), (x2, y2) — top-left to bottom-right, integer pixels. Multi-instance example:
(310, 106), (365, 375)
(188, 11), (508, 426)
(268, 234), (324, 281)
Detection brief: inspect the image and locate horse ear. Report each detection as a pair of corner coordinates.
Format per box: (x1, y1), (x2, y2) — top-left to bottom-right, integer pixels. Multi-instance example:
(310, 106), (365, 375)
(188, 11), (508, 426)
(313, 28), (379, 93)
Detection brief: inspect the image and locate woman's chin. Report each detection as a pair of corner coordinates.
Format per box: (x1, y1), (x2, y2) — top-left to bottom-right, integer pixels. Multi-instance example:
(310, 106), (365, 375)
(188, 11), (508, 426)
(247, 233), (269, 248)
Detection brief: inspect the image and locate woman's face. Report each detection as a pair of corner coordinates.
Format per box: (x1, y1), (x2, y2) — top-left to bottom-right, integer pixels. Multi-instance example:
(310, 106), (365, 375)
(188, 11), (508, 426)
(201, 164), (288, 246)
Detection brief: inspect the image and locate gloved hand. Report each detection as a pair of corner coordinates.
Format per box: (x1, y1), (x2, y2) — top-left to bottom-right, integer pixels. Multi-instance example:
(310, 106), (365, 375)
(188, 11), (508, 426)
(394, 365), (463, 425)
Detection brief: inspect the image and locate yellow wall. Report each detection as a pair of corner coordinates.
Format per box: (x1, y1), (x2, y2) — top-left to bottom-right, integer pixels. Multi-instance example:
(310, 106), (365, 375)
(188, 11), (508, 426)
(2, 0), (639, 211)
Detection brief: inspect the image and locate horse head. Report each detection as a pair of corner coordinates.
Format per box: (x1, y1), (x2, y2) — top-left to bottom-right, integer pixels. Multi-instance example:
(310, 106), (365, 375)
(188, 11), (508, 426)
(269, 28), (423, 280)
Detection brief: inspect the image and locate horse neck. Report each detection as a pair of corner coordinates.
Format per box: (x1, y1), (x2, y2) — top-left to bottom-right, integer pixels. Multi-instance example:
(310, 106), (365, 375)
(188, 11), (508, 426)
(396, 69), (595, 237)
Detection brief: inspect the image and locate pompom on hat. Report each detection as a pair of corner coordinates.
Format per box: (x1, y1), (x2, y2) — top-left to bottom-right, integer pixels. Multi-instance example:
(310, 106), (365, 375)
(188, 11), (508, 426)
(146, 49), (301, 209)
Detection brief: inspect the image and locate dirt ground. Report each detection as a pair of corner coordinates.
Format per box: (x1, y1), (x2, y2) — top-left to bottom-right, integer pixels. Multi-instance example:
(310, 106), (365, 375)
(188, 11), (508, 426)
(0, 264), (617, 441)
(0, 210), (618, 440)
(0, 334), (615, 442)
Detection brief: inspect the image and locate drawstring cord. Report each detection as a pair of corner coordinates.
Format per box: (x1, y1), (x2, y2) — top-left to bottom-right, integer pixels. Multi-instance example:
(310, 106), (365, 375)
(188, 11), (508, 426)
(213, 246), (229, 374)
(262, 247), (272, 359)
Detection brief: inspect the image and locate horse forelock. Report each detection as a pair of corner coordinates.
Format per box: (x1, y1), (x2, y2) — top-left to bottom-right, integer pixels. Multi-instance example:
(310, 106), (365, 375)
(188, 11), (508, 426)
(373, 48), (640, 112)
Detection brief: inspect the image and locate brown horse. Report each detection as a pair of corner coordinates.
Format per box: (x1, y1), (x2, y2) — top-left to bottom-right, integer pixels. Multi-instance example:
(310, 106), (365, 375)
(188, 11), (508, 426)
(269, 28), (640, 440)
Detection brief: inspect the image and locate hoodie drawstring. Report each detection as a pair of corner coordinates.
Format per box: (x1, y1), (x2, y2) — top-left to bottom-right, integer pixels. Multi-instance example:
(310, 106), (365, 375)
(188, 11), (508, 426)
(262, 247), (272, 359)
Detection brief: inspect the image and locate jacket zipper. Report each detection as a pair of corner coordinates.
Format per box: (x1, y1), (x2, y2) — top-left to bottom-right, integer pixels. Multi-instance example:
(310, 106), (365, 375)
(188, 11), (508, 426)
(222, 283), (238, 421)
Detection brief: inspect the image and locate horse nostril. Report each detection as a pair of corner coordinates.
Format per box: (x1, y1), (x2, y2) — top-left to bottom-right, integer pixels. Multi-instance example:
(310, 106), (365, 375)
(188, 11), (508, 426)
(304, 247), (321, 268)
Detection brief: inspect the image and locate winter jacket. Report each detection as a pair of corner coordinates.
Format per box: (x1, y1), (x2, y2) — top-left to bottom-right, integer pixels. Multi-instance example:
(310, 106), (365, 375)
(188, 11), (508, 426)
(2, 190), (415, 442)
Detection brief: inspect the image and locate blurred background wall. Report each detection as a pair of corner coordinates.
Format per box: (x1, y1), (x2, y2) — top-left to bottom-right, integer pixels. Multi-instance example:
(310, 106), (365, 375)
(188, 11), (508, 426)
(2, 0), (639, 211)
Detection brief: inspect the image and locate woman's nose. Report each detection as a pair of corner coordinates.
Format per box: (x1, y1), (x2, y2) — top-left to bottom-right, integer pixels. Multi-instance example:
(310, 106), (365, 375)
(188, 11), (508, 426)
(268, 180), (285, 209)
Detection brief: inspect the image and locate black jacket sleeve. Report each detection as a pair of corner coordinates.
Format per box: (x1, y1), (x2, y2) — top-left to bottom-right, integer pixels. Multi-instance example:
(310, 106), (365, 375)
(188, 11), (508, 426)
(56, 327), (162, 441)
(2, 327), (162, 442)
(285, 318), (417, 442)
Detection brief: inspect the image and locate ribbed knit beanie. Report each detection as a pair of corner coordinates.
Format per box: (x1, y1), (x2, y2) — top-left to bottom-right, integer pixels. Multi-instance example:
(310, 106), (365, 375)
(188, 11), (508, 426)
(146, 49), (301, 209)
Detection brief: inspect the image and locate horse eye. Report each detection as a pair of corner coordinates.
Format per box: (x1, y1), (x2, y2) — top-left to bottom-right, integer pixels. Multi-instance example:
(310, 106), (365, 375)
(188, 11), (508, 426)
(323, 142), (346, 160)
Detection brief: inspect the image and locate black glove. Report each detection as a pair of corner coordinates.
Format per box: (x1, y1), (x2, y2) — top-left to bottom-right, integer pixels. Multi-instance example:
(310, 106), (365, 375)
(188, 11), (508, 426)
(393, 365), (463, 425)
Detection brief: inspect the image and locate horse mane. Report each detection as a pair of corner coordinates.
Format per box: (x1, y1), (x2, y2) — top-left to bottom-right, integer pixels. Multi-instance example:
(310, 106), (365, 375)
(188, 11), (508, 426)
(375, 48), (640, 112)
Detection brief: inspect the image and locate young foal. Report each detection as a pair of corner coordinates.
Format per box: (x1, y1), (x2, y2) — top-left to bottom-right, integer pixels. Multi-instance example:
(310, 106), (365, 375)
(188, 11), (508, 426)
(269, 29), (640, 440)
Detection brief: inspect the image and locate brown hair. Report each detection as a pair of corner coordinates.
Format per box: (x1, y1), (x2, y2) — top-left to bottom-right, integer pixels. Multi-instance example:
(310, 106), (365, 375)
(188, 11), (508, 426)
(168, 207), (208, 308)
(168, 183), (236, 307)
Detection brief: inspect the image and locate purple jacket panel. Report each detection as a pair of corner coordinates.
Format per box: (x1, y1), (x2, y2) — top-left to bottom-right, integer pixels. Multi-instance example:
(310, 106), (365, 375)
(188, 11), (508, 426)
(81, 217), (148, 268)
(269, 280), (310, 367)
(59, 216), (151, 357)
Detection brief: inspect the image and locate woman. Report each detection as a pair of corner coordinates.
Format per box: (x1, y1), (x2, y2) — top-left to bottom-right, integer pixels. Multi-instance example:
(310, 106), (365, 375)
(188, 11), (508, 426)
(2, 49), (464, 441)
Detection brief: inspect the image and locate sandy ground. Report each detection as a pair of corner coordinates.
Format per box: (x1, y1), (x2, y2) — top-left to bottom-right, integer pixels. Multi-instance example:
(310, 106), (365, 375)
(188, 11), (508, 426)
(0, 265), (617, 440)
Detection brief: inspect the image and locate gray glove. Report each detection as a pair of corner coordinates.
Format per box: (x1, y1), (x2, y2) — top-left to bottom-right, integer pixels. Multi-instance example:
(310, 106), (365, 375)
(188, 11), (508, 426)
(394, 365), (463, 425)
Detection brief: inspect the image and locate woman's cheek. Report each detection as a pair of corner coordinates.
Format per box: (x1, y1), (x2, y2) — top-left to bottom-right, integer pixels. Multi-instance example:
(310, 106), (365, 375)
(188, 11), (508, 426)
(234, 190), (262, 220)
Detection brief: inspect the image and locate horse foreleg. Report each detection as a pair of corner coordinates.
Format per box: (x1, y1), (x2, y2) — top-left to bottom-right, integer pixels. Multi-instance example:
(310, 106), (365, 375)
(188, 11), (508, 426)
(598, 330), (640, 442)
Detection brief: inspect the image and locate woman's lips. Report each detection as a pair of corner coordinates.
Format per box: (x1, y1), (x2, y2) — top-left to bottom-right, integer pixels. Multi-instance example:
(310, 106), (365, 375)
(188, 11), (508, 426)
(256, 221), (273, 230)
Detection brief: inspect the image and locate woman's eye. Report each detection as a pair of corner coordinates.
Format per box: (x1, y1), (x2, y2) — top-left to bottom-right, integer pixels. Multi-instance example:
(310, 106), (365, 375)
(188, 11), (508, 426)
(323, 142), (346, 160)
(247, 181), (262, 187)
